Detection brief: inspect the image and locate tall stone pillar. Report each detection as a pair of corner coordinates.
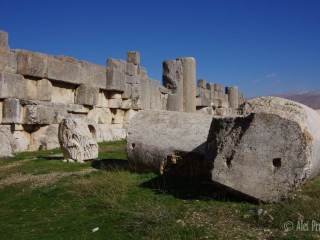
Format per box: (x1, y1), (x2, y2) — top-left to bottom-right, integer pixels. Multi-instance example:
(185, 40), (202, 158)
(0, 31), (9, 49)
(162, 57), (196, 112)
(226, 86), (239, 109)
(162, 60), (184, 111)
(181, 57), (196, 112)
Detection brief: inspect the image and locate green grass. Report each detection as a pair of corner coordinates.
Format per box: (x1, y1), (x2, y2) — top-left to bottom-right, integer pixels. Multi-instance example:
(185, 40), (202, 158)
(0, 140), (319, 239)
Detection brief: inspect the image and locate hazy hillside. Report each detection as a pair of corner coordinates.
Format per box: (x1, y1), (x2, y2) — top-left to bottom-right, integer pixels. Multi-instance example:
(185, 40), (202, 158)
(276, 90), (320, 109)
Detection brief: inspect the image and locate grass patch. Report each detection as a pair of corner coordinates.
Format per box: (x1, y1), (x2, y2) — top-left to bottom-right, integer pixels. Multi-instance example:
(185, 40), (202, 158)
(0, 140), (319, 239)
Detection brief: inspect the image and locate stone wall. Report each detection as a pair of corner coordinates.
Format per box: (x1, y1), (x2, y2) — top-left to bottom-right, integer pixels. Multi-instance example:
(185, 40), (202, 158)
(0, 30), (245, 155)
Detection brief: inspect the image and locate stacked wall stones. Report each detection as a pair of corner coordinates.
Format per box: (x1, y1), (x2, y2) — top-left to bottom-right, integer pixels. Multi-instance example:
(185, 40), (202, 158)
(0, 30), (245, 156)
(196, 79), (245, 116)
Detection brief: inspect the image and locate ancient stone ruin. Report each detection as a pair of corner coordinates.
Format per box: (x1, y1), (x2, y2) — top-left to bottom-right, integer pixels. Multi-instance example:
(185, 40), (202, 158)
(0, 30), (244, 157)
(58, 118), (98, 163)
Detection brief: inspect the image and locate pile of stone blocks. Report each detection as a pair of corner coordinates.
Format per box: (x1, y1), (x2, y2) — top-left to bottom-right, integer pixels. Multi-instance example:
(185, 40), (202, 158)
(195, 79), (244, 116)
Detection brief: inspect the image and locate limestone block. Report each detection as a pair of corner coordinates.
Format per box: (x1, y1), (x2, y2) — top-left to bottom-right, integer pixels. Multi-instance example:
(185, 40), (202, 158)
(149, 80), (162, 110)
(93, 124), (113, 142)
(37, 79), (53, 101)
(208, 97), (320, 202)
(108, 98), (122, 108)
(0, 125), (14, 157)
(2, 98), (22, 123)
(112, 109), (125, 124)
(140, 77), (150, 110)
(160, 92), (168, 110)
(121, 99), (132, 110)
(127, 51), (140, 65)
(0, 49), (17, 73)
(47, 56), (81, 84)
(197, 106), (213, 115)
(97, 91), (108, 108)
(58, 118), (98, 162)
(124, 109), (138, 122)
(51, 83), (75, 104)
(12, 131), (30, 152)
(196, 87), (211, 107)
(0, 72), (26, 99)
(16, 50), (48, 78)
(25, 79), (38, 100)
(107, 58), (126, 71)
(66, 103), (90, 114)
(110, 124), (126, 140)
(131, 84), (140, 99)
(80, 61), (106, 89)
(125, 75), (140, 84)
(126, 62), (138, 76)
(106, 68), (125, 91)
(122, 83), (132, 99)
(23, 105), (59, 124)
(75, 84), (99, 106)
(127, 110), (213, 173)
(30, 124), (59, 151)
(110, 92), (122, 99)
(87, 107), (112, 124)
(0, 31), (9, 49)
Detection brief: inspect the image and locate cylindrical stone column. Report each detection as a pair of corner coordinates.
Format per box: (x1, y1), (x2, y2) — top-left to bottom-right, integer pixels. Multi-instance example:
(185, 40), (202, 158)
(226, 86), (239, 109)
(181, 57), (196, 112)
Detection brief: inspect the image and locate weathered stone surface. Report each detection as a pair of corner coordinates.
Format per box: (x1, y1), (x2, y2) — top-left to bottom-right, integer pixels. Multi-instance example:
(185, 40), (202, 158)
(180, 57), (196, 112)
(121, 99), (132, 110)
(122, 83), (132, 99)
(51, 83), (75, 104)
(47, 56), (81, 84)
(163, 59), (183, 111)
(0, 49), (17, 73)
(149, 80), (162, 110)
(58, 118), (98, 162)
(0, 72), (25, 99)
(12, 130), (30, 152)
(126, 62), (138, 76)
(23, 103), (67, 124)
(80, 61), (106, 89)
(139, 77), (150, 110)
(16, 50), (48, 78)
(106, 68), (125, 91)
(97, 91), (109, 108)
(111, 109), (125, 124)
(30, 124), (59, 151)
(127, 51), (140, 65)
(0, 31), (9, 49)
(37, 79), (53, 101)
(2, 98), (22, 123)
(75, 84), (99, 106)
(124, 109), (138, 123)
(127, 110), (213, 173)
(87, 107), (112, 124)
(25, 79), (38, 100)
(108, 98), (122, 108)
(0, 125), (13, 157)
(226, 86), (239, 109)
(208, 97), (320, 202)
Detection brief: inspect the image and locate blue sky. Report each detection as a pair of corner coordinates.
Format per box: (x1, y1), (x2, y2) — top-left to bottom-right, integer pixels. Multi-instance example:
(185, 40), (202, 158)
(1, 0), (319, 97)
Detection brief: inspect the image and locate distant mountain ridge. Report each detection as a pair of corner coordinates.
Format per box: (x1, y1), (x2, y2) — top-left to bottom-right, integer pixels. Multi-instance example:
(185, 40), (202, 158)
(275, 90), (320, 109)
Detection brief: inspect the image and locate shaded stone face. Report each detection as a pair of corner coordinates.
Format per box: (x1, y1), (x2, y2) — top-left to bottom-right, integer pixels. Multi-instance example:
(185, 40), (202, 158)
(58, 118), (98, 163)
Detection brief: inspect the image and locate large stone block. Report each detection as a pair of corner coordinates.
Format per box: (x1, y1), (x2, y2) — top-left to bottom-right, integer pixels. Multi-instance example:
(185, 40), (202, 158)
(0, 31), (9, 49)
(127, 51), (140, 65)
(51, 83), (75, 104)
(37, 79), (53, 101)
(75, 84), (99, 106)
(127, 110), (213, 173)
(208, 97), (320, 202)
(111, 109), (125, 124)
(121, 99), (132, 110)
(149, 80), (162, 110)
(87, 107), (112, 124)
(122, 83), (132, 99)
(0, 72), (25, 99)
(24, 104), (67, 124)
(58, 118), (98, 162)
(126, 62), (138, 76)
(139, 77), (150, 110)
(0, 49), (17, 73)
(226, 86), (239, 109)
(108, 98), (122, 109)
(80, 61), (106, 89)
(16, 50), (48, 78)
(2, 98), (22, 123)
(47, 56), (82, 84)
(106, 68), (125, 91)
(12, 130), (30, 152)
(0, 125), (14, 157)
(180, 57), (196, 112)
(29, 124), (59, 151)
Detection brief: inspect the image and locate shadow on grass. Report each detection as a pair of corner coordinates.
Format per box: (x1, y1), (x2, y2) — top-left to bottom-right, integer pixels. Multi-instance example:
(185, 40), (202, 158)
(141, 174), (258, 203)
(91, 159), (130, 171)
